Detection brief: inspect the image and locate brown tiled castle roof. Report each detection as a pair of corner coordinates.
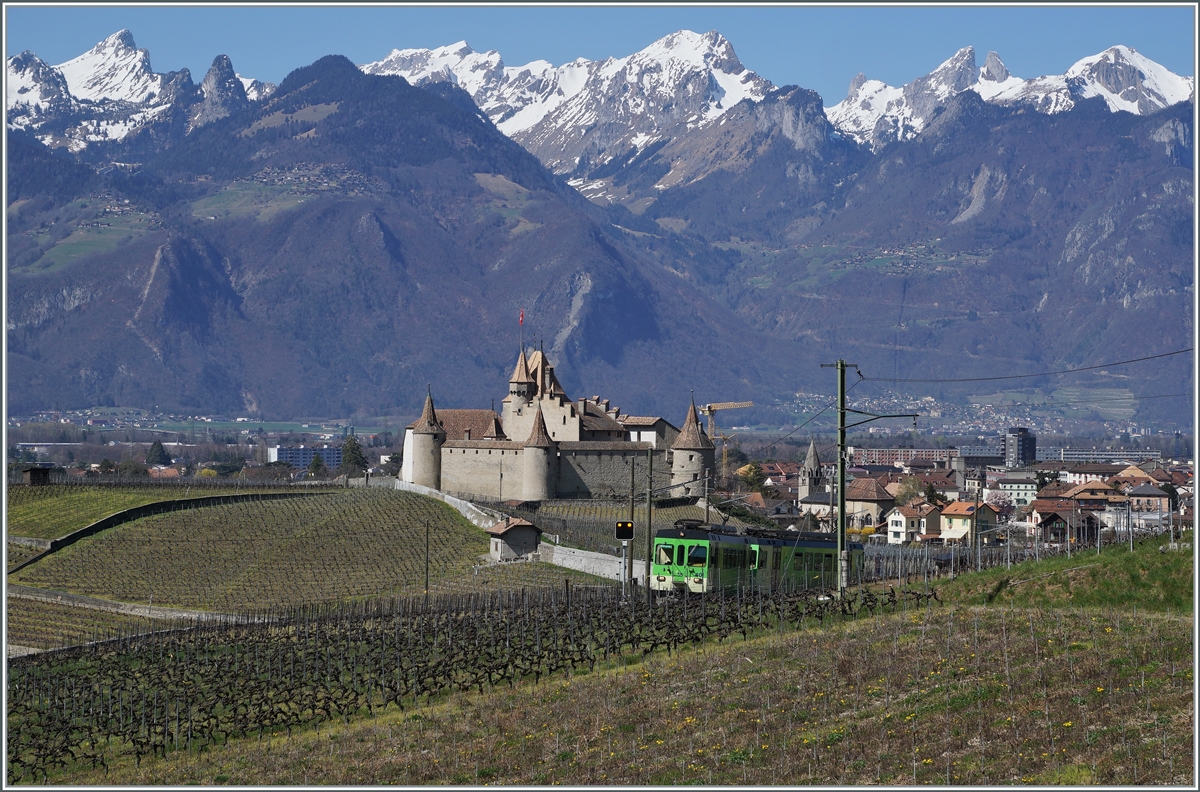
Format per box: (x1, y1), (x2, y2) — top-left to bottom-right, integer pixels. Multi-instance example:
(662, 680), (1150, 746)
(671, 399), (713, 450)
(525, 406), (555, 448)
(412, 391), (444, 436)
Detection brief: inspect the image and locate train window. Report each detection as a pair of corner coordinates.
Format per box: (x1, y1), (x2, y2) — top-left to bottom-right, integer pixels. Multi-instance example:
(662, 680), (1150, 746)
(750, 548), (758, 569)
(823, 554), (833, 572)
(688, 545), (708, 567)
(676, 545), (685, 566)
(656, 544), (674, 566)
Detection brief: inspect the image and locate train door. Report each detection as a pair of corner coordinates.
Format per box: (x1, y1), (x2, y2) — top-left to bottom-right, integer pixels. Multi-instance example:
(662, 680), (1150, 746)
(685, 544), (708, 593)
(653, 540), (679, 592)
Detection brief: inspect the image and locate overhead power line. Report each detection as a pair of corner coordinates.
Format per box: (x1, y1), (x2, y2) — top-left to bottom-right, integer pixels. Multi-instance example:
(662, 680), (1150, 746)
(863, 349), (1192, 384)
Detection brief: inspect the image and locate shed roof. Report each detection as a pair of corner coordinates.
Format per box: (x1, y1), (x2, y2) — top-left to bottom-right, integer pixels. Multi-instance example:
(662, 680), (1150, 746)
(486, 517), (541, 537)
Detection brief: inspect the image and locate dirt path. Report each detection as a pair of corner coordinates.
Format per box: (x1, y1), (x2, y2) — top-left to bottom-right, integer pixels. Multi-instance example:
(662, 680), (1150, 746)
(7, 584), (247, 623)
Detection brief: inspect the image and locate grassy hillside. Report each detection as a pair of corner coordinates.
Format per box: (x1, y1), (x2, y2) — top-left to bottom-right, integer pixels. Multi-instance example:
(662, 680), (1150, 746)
(937, 532), (1193, 612)
(6, 483), (293, 541)
(37, 604), (1191, 786)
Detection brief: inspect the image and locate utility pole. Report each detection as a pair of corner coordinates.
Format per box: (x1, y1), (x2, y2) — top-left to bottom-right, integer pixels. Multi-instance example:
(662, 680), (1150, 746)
(628, 458), (636, 588)
(821, 359), (916, 598)
(646, 447), (654, 606)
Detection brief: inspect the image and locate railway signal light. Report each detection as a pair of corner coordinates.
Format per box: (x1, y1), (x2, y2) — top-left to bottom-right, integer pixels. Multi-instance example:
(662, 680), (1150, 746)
(615, 520), (634, 540)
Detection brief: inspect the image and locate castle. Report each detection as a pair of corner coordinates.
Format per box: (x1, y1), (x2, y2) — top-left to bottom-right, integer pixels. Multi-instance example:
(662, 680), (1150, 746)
(401, 347), (715, 501)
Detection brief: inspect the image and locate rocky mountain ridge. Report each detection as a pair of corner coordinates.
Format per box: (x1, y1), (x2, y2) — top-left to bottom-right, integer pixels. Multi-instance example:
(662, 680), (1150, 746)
(6, 29), (276, 151)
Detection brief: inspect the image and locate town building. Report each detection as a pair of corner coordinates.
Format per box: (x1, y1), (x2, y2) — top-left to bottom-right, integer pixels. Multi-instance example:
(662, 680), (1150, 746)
(269, 444), (343, 469)
(1005, 427), (1037, 469)
(939, 501), (1000, 546)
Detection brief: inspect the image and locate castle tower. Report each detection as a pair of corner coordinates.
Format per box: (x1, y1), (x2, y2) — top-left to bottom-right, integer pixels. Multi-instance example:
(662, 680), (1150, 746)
(411, 389), (446, 490)
(797, 438), (824, 500)
(521, 404), (557, 501)
(671, 398), (715, 497)
(508, 347), (536, 404)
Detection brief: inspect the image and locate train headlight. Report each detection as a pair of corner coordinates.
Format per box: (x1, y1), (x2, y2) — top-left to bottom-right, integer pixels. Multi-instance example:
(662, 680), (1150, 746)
(656, 576), (666, 582)
(693, 577), (703, 584)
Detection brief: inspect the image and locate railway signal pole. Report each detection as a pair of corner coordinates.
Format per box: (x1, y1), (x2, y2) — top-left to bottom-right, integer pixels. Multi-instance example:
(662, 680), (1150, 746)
(821, 359), (918, 598)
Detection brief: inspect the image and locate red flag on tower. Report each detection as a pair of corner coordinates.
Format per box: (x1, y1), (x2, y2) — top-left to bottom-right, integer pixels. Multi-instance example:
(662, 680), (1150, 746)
(520, 309), (524, 326)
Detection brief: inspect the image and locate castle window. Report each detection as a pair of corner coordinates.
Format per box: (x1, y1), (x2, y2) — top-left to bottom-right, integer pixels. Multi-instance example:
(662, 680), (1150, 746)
(688, 454), (694, 462)
(562, 416), (566, 425)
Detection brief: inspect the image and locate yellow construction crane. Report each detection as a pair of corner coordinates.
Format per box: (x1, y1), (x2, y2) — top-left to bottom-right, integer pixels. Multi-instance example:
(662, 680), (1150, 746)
(700, 401), (753, 484)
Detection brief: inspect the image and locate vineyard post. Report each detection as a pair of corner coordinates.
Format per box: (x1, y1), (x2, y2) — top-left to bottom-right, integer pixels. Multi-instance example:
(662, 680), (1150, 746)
(424, 520), (430, 601)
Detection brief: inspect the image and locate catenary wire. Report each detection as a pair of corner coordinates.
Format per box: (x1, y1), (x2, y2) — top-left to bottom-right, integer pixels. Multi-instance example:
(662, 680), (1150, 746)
(862, 348), (1192, 384)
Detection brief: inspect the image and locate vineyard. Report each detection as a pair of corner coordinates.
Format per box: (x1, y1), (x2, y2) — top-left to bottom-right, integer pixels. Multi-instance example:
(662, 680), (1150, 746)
(7, 543), (44, 572)
(10, 490), (498, 611)
(6, 583), (939, 784)
(5, 598), (182, 651)
(6, 483), (304, 541)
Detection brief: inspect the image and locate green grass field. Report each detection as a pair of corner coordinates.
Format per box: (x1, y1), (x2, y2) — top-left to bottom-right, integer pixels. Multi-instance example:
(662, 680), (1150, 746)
(5, 597), (177, 651)
(191, 182), (308, 221)
(14, 215), (158, 274)
(936, 532), (1193, 612)
(7, 485), (206, 540)
(5, 484), (293, 541)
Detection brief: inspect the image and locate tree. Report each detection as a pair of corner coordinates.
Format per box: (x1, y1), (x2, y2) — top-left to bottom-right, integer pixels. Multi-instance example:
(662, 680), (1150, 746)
(381, 452), (402, 476)
(144, 440), (171, 466)
(308, 453), (327, 478)
(739, 462), (765, 493)
(1035, 469), (1060, 491)
(986, 490), (1013, 518)
(340, 435), (368, 475)
(117, 459), (148, 477)
(98, 458), (117, 474)
(923, 482), (948, 506)
(894, 476), (923, 507)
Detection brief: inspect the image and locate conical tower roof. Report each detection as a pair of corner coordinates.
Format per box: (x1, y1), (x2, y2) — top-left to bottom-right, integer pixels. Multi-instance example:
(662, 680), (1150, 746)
(413, 389), (444, 436)
(803, 438), (821, 474)
(524, 404), (555, 448)
(672, 398), (714, 450)
(510, 347), (534, 384)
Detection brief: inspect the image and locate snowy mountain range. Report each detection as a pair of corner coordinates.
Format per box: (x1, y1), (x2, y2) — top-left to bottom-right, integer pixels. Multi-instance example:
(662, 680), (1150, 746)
(827, 45), (1195, 149)
(361, 30), (773, 177)
(4, 28), (1194, 167)
(6, 29), (275, 150)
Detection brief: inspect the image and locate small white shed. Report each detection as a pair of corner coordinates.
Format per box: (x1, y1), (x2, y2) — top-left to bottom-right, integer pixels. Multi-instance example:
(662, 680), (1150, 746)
(486, 517), (542, 561)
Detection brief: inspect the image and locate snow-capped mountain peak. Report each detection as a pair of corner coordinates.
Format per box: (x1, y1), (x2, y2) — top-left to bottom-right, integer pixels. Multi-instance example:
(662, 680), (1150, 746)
(828, 44), (1193, 149)
(360, 29), (774, 175)
(55, 28), (165, 104)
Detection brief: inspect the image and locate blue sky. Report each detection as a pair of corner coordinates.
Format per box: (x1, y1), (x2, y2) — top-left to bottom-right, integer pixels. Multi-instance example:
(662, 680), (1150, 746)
(5, 5), (1196, 107)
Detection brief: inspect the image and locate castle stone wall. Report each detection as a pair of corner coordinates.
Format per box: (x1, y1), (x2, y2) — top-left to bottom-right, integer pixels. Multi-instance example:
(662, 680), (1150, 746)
(441, 445), (526, 500)
(556, 446), (670, 499)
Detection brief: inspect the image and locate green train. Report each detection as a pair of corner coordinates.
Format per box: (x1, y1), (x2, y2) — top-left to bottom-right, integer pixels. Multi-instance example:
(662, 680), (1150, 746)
(650, 520), (864, 595)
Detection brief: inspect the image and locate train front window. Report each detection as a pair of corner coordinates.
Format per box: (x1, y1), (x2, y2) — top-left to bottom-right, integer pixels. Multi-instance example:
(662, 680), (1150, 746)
(750, 548), (759, 569)
(656, 544), (674, 566)
(688, 545), (708, 567)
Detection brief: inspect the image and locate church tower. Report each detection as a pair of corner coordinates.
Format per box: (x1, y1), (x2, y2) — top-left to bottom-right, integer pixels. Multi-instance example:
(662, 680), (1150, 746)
(410, 389), (445, 490)
(797, 438), (824, 500)
(671, 398), (715, 497)
(521, 404), (556, 501)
